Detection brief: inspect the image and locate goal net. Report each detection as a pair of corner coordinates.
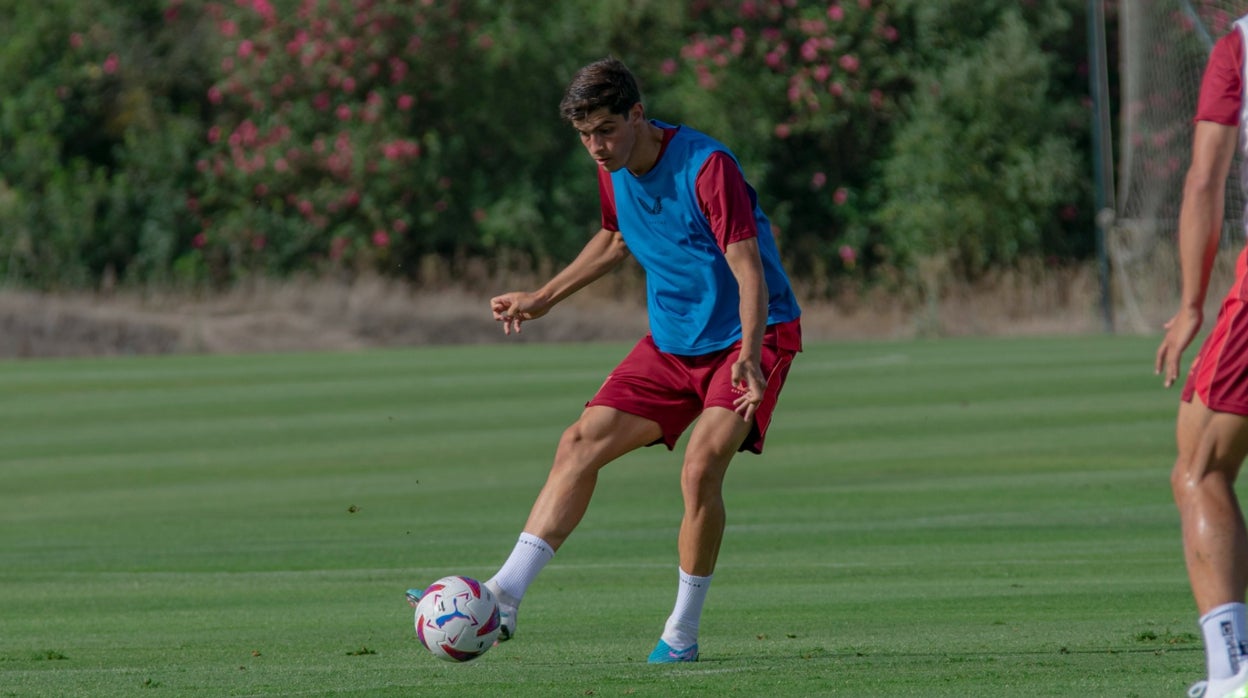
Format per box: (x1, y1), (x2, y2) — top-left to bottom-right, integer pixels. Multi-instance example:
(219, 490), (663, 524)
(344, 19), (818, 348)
(1113, 0), (1246, 333)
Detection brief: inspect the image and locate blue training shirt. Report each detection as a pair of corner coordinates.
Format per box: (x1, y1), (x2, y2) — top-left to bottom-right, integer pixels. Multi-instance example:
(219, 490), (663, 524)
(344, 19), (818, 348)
(609, 121), (801, 356)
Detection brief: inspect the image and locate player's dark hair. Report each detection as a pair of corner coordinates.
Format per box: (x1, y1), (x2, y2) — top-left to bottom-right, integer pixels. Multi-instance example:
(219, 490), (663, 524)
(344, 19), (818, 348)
(559, 57), (641, 122)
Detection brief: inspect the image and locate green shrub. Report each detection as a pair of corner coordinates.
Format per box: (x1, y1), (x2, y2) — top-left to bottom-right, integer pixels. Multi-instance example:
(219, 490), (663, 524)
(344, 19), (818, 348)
(875, 6), (1085, 277)
(193, 0), (625, 283)
(0, 0), (214, 288)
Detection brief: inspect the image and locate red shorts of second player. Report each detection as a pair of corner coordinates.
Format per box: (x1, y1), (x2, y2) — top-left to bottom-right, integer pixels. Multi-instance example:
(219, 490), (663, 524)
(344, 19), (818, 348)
(1183, 247), (1248, 415)
(586, 320), (801, 454)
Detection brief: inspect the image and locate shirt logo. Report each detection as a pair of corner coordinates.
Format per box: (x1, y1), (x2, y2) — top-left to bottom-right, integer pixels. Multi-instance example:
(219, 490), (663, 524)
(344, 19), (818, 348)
(637, 196), (662, 215)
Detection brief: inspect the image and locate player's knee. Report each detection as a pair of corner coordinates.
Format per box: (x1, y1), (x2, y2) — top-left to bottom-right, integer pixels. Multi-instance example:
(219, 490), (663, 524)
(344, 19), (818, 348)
(553, 423), (587, 460)
(1171, 458), (1194, 504)
(1171, 450), (1243, 504)
(1170, 449), (1215, 497)
(680, 459), (726, 501)
(552, 421), (604, 472)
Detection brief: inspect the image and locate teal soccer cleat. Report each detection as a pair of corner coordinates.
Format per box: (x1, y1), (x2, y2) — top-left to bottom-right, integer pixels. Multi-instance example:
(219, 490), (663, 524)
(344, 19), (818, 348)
(404, 588), (422, 607)
(647, 639), (699, 664)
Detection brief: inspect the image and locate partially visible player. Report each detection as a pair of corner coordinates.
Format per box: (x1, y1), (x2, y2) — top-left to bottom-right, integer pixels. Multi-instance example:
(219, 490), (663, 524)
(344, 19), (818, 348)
(1154, 16), (1248, 698)
(480, 56), (801, 663)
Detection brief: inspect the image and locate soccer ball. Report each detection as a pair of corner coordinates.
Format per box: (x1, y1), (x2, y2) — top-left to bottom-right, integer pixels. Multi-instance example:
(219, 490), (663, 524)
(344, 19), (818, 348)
(413, 575), (501, 662)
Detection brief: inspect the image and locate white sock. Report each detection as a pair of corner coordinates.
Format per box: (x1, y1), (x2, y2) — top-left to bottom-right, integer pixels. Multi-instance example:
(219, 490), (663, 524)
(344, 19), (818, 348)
(1201, 602), (1248, 681)
(659, 568), (713, 650)
(486, 532), (554, 608)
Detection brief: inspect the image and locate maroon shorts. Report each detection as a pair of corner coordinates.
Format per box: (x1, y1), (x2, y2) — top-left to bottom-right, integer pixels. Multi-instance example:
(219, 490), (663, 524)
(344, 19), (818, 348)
(1183, 247), (1248, 414)
(586, 321), (801, 454)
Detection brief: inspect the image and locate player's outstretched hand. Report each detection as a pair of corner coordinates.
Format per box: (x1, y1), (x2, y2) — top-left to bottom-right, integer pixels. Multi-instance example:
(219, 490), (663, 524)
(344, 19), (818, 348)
(730, 359), (766, 422)
(490, 292), (549, 336)
(1155, 306), (1202, 388)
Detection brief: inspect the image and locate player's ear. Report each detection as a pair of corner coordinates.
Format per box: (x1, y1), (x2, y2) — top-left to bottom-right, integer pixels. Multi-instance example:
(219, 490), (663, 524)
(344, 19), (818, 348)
(628, 102), (644, 124)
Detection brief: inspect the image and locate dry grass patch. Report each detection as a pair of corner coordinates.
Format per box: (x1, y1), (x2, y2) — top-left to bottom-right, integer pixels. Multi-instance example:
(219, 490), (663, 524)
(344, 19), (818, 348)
(0, 260), (1148, 359)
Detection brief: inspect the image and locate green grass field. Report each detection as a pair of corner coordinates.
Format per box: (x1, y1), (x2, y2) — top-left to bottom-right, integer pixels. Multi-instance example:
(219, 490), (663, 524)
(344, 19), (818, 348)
(0, 335), (1205, 696)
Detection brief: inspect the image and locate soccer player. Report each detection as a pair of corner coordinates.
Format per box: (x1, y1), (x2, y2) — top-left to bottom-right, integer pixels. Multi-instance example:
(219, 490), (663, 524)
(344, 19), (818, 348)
(1155, 17), (1248, 698)
(482, 56), (801, 663)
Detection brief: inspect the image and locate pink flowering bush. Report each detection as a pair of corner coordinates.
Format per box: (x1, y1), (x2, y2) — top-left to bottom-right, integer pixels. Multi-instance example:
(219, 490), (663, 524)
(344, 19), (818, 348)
(647, 0), (910, 283)
(0, 0), (1103, 290)
(192, 0), (456, 278)
(652, 0), (1096, 283)
(191, 0), (600, 282)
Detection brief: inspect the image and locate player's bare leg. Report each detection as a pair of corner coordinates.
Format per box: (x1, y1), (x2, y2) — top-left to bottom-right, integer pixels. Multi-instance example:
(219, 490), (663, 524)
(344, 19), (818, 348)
(678, 406), (752, 575)
(523, 406), (662, 549)
(1173, 394), (1248, 695)
(650, 406), (752, 663)
(486, 406), (660, 641)
(1174, 395), (1248, 611)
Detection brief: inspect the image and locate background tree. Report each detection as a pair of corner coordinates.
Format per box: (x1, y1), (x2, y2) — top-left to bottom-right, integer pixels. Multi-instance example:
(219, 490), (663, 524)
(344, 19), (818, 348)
(0, 0), (214, 288)
(0, 0), (1099, 296)
(876, 4), (1086, 277)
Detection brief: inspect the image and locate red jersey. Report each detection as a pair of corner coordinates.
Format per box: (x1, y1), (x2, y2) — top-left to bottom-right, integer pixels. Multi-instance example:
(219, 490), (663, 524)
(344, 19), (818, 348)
(597, 127), (758, 254)
(1196, 30), (1243, 125)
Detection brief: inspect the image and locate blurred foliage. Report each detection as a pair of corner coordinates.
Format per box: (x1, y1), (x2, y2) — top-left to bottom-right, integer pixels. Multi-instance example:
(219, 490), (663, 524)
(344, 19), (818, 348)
(0, 0), (1102, 291)
(878, 3), (1086, 277)
(192, 0), (600, 282)
(645, 0), (913, 290)
(0, 0), (214, 287)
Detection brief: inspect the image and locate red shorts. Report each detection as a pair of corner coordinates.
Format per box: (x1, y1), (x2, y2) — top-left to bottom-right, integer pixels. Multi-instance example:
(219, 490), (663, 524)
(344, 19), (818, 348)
(586, 320), (801, 454)
(1183, 247), (1248, 414)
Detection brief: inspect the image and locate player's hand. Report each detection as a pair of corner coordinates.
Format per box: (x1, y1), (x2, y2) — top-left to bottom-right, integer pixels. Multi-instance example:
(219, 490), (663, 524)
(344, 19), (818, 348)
(1155, 306), (1203, 388)
(489, 292), (548, 336)
(730, 358), (767, 422)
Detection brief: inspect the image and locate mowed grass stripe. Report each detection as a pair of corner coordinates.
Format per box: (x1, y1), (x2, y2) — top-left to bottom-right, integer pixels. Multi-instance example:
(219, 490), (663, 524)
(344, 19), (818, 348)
(0, 335), (1201, 697)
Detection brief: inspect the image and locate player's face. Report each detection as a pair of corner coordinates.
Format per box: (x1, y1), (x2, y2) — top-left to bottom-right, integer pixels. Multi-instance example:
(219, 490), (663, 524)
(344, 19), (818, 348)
(572, 104), (642, 173)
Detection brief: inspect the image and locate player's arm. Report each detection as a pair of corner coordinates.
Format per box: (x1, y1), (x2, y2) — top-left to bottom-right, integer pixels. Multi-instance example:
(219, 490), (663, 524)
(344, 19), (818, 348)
(1155, 120), (1238, 386)
(490, 227), (630, 335)
(724, 237), (769, 420)
(699, 152), (769, 419)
